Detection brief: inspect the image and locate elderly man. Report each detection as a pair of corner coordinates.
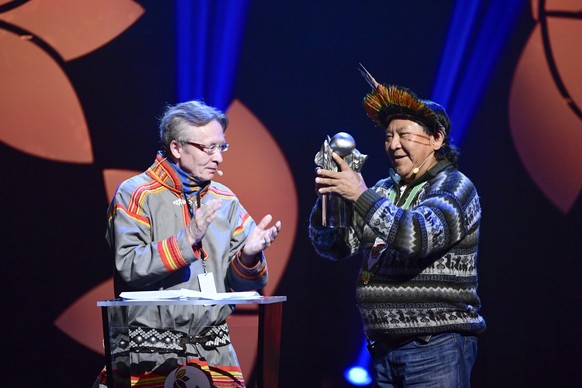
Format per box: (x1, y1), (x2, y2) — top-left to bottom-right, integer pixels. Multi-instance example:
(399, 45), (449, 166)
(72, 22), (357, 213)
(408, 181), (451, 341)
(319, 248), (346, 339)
(95, 100), (281, 387)
(309, 71), (485, 387)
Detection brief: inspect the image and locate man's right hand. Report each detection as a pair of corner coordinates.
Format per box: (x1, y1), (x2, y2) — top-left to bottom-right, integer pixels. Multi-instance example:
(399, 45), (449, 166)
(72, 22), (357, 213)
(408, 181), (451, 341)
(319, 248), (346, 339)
(186, 199), (222, 245)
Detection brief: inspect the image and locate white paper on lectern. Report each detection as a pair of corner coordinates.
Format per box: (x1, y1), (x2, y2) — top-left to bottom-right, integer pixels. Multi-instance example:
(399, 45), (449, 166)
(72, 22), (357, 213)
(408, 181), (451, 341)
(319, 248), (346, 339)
(119, 289), (261, 301)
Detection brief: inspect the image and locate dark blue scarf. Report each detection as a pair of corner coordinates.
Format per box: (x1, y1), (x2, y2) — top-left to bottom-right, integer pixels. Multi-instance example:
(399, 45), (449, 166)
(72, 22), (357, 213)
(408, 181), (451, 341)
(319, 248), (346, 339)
(167, 159), (208, 211)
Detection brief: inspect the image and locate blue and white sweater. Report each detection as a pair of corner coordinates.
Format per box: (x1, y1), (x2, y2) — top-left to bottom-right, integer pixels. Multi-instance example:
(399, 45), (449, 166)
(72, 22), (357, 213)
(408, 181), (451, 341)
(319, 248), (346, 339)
(309, 161), (485, 339)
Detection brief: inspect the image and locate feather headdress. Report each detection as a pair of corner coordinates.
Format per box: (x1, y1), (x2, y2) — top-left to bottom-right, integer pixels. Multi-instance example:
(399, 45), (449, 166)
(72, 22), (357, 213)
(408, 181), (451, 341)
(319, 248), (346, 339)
(359, 64), (448, 134)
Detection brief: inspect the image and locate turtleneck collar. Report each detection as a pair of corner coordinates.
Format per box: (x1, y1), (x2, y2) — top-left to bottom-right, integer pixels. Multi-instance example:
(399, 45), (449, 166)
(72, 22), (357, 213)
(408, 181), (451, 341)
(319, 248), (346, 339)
(165, 158), (208, 198)
(147, 152), (210, 201)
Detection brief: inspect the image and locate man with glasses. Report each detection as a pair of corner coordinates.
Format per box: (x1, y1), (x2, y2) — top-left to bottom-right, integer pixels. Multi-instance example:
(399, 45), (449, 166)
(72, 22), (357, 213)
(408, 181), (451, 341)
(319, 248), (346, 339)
(95, 100), (281, 387)
(309, 73), (485, 387)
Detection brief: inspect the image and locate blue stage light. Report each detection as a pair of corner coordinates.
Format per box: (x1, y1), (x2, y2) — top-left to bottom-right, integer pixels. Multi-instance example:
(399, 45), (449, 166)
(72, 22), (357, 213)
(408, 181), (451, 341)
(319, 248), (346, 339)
(432, 0), (527, 145)
(175, 0), (249, 110)
(344, 366), (372, 386)
(432, 0), (480, 108)
(344, 339), (373, 386)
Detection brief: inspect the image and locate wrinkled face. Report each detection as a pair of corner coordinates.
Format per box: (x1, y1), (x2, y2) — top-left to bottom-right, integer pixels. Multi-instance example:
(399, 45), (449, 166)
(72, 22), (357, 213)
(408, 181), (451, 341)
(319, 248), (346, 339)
(385, 119), (442, 183)
(169, 119), (226, 182)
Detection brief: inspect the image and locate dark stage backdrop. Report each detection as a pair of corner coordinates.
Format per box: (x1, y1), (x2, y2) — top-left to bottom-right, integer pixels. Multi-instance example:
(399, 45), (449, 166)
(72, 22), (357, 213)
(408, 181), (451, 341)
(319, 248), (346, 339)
(1, 1), (580, 387)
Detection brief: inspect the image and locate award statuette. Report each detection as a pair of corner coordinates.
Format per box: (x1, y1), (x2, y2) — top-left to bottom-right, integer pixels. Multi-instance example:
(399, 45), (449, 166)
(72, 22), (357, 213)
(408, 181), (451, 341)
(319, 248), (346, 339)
(314, 132), (368, 228)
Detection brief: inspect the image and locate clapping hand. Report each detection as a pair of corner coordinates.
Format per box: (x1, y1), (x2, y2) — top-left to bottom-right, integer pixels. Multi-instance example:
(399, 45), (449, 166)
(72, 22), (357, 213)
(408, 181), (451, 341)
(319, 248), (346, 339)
(241, 214), (282, 266)
(186, 199), (223, 245)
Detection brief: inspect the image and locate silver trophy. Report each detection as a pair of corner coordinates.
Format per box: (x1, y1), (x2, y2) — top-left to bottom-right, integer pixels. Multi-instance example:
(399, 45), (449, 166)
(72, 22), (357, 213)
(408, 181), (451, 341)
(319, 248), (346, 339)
(315, 132), (368, 228)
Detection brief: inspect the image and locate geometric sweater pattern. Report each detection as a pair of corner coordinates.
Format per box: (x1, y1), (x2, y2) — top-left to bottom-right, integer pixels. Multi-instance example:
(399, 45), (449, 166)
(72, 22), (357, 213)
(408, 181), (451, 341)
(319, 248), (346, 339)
(309, 162), (486, 339)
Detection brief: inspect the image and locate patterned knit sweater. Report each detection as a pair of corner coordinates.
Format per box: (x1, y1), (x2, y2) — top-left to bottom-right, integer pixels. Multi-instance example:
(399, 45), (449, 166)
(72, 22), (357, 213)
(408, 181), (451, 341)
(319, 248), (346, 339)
(309, 161), (486, 339)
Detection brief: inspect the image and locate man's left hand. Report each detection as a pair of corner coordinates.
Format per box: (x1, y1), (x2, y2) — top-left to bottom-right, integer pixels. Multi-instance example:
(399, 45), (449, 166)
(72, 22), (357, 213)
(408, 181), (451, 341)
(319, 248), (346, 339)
(241, 214), (282, 266)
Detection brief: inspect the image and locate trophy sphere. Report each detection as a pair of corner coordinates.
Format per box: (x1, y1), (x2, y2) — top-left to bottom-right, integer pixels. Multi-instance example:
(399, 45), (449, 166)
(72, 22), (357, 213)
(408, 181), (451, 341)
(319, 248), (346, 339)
(330, 132), (356, 156)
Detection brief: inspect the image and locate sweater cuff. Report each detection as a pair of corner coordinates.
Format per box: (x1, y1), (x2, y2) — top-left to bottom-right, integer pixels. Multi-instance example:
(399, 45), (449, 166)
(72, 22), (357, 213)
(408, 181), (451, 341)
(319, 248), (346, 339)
(354, 189), (383, 219)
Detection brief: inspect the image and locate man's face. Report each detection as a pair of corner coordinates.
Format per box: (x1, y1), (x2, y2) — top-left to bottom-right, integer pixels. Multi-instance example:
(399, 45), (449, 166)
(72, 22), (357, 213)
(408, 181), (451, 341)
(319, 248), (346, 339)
(385, 118), (438, 183)
(170, 119), (226, 182)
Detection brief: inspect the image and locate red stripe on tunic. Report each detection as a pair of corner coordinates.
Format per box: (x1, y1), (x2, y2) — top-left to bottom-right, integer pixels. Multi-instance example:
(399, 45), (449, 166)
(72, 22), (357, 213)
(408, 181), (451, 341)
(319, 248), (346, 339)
(233, 212), (251, 237)
(158, 236), (187, 271)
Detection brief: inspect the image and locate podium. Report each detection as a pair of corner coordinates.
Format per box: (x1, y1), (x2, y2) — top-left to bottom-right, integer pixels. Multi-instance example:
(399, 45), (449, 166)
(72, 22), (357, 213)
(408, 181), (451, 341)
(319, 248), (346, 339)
(97, 296), (286, 387)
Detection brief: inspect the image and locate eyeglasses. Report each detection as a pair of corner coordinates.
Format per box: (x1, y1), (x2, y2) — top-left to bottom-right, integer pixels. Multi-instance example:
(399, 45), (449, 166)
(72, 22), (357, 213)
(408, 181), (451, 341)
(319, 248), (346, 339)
(181, 140), (229, 155)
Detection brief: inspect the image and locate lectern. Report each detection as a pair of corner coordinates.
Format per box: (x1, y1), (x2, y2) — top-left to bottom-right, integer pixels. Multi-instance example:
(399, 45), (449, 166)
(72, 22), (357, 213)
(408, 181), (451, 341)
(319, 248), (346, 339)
(97, 296), (286, 387)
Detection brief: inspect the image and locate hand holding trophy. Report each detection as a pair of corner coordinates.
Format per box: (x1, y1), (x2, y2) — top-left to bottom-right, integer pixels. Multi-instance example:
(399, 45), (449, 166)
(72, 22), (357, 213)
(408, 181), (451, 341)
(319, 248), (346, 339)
(314, 132), (367, 228)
